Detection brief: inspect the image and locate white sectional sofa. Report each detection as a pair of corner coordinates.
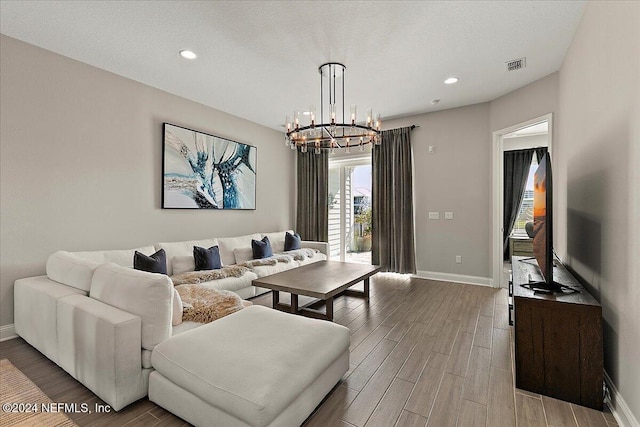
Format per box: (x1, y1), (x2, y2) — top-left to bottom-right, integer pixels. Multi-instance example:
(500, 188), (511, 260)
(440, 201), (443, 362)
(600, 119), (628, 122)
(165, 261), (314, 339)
(13, 230), (330, 412)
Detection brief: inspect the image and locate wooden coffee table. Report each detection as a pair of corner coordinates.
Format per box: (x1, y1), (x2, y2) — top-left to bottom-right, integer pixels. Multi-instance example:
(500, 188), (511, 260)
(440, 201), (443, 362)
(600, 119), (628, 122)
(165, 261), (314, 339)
(252, 260), (381, 321)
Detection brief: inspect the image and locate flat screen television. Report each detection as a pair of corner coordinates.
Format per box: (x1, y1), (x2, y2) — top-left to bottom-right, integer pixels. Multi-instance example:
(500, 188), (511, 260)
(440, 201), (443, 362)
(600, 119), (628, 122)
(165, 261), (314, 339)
(532, 152), (553, 285)
(524, 151), (577, 294)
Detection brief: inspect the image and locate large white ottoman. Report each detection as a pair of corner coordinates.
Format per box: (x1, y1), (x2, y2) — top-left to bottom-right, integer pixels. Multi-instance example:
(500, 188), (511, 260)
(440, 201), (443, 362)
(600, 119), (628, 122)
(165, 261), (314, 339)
(149, 305), (350, 427)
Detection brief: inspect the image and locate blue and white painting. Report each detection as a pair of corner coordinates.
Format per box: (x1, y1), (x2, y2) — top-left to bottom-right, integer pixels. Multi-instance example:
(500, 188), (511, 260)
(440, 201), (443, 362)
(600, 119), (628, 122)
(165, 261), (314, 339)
(163, 123), (256, 209)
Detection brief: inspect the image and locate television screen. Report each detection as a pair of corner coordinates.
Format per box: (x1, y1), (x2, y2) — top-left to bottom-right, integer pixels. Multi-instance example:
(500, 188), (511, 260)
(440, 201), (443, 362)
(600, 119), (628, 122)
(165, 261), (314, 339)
(533, 152), (553, 284)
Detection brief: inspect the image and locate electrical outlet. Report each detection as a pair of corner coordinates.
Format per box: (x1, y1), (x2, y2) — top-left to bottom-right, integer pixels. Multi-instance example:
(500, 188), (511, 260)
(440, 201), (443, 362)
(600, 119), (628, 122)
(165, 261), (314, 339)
(428, 212), (440, 220)
(456, 255), (462, 264)
(445, 211), (454, 220)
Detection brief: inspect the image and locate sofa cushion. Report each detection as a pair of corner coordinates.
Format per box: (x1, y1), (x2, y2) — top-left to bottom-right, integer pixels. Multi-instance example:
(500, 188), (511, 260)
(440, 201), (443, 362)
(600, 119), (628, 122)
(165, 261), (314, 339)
(151, 305), (350, 427)
(89, 263), (173, 350)
(249, 261), (294, 278)
(261, 230), (294, 253)
(217, 233), (261, 266)
(156, 238), (218, 275)
(134, 249), (168, 275)
(251, 236), (273, 259)
(284, 232), (302, 251)
(46, 251), (100, 292)
(193, 246), (222, 271)
(72, 245), (157, 266)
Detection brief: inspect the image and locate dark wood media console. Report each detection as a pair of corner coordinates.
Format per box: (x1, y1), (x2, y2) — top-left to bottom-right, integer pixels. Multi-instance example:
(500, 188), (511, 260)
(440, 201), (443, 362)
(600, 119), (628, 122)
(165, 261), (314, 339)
(512, 256), (604, 410)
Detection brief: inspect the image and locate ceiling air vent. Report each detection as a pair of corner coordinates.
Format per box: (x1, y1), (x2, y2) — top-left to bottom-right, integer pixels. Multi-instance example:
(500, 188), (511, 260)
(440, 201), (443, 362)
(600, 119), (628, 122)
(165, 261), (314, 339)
(506, 57), (526, 72)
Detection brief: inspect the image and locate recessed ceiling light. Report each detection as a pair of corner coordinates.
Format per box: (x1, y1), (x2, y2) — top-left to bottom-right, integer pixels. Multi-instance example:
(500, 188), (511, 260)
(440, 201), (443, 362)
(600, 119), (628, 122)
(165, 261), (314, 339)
(179, 50), (197, 60)
(444, 77), (459, 85)
(302, 111), (311, 116)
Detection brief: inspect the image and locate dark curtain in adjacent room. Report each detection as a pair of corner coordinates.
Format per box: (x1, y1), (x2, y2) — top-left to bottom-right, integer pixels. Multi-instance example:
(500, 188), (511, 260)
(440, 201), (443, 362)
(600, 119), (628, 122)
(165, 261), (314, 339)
(503, 148), (536, 259)
(296, 149), (329, 242)
(372, 127), (416, 274)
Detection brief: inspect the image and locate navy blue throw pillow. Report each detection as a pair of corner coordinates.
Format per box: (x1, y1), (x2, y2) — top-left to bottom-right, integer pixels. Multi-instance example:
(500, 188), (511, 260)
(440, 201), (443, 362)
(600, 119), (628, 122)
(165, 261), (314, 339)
(284, 232), (302, 251)
(252, 236), (273, 259)
(134, 249), (167, 275)
(193, 245), (222, 271)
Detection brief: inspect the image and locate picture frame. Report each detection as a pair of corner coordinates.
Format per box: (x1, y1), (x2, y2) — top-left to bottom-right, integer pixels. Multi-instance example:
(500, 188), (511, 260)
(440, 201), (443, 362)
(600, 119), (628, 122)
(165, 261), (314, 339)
(162, 123), (257, 209)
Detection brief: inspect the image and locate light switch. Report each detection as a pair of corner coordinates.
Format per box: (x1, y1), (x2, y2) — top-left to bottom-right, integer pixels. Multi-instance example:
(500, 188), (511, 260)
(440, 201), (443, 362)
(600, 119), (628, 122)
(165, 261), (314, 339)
(428, 212), (440, 220)
(445, 212), (454, 220)
(429, 146), (435, 153)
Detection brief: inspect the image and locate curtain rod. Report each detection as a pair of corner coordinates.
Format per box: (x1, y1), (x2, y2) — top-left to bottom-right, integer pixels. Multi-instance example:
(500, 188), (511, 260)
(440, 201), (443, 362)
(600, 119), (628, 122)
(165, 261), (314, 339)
(383, 125), (420, 132)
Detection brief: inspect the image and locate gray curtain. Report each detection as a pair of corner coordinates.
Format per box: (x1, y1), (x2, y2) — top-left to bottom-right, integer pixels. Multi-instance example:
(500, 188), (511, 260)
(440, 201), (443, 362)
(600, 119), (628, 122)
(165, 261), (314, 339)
(503, 148), (536, 259)
(296, 150), (329, 242)
(372, 127), (416, 274)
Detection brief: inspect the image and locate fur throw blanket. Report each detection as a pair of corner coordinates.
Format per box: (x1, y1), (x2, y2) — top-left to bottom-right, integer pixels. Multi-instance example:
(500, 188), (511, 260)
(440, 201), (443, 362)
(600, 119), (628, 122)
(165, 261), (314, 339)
(283, 248), (319, 261)
(176, 285), (251, 323)
(240, 255), (294, 268)
(171, 265), (249, 286)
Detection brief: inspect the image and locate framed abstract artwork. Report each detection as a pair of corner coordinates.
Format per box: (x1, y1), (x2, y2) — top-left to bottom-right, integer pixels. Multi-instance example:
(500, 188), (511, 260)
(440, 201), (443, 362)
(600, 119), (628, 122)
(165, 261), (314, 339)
(162, 123), (257, 209)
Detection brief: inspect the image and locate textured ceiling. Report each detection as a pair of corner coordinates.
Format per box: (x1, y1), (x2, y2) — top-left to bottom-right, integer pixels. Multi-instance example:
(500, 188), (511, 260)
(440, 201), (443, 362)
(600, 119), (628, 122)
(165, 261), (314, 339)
(0, 1), (586, 131)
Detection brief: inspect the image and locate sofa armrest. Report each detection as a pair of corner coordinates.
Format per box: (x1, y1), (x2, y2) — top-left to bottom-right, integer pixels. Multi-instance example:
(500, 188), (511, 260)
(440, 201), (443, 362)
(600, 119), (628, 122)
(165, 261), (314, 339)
(57, 294), (147, 411)
(14, 276), (86, 363)
(301, 241), (329, 256)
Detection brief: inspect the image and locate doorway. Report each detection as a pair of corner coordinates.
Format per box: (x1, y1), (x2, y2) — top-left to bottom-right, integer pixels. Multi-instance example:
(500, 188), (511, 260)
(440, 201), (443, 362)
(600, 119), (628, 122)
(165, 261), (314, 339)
(492, 114), (552, 288)
(328, 158), (372, 264)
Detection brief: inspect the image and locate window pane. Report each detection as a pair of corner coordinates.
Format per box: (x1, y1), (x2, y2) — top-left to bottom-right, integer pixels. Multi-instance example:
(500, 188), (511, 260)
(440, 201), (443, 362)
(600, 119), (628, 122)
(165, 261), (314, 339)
(328, 167), (341, 260)
(347, 165), (371, 264)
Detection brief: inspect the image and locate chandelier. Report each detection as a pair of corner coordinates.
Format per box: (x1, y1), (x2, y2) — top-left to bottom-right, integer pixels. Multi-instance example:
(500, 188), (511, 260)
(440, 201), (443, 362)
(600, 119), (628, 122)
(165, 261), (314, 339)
(285, 62), (381, 154)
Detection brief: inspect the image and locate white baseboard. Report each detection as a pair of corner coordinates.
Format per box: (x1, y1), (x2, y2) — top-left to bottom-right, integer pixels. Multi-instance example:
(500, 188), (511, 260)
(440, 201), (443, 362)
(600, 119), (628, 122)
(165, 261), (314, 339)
(0, 324), (17, 342)
(605, 371), (639, 427)
(414, 271), (493, 287)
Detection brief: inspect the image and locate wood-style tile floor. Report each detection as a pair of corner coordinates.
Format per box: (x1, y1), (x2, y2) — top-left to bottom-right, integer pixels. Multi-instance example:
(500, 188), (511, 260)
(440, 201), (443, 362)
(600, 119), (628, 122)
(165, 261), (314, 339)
(0, 274), (617, 426)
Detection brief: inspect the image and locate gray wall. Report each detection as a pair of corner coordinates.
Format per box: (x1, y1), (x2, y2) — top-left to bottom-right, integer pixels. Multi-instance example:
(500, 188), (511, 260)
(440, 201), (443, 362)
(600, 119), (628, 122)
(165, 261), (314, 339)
(381, 74), (559, 281)
(556, 1), (640, 419)
(383, 104), (491, 279)
(490, 72), (559, 135)
(0, 35), (295, 326)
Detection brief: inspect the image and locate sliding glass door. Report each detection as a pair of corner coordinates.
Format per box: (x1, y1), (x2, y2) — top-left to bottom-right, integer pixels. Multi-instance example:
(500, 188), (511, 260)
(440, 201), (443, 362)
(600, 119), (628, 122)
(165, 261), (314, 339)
(328, 159), (372, 264)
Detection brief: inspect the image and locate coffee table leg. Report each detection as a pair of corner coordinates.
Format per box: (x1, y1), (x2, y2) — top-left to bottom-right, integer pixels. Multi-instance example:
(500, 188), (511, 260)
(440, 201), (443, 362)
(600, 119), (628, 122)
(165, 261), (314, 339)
(291, 294), (299, 314)
(364, 277), (370, 299)
(272, 290), (279, 309)
(326, 296), (334, 321)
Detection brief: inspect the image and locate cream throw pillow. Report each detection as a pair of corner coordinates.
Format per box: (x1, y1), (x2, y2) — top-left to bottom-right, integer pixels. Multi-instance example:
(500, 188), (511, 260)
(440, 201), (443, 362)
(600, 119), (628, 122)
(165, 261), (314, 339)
(172, 256), (196, 275)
